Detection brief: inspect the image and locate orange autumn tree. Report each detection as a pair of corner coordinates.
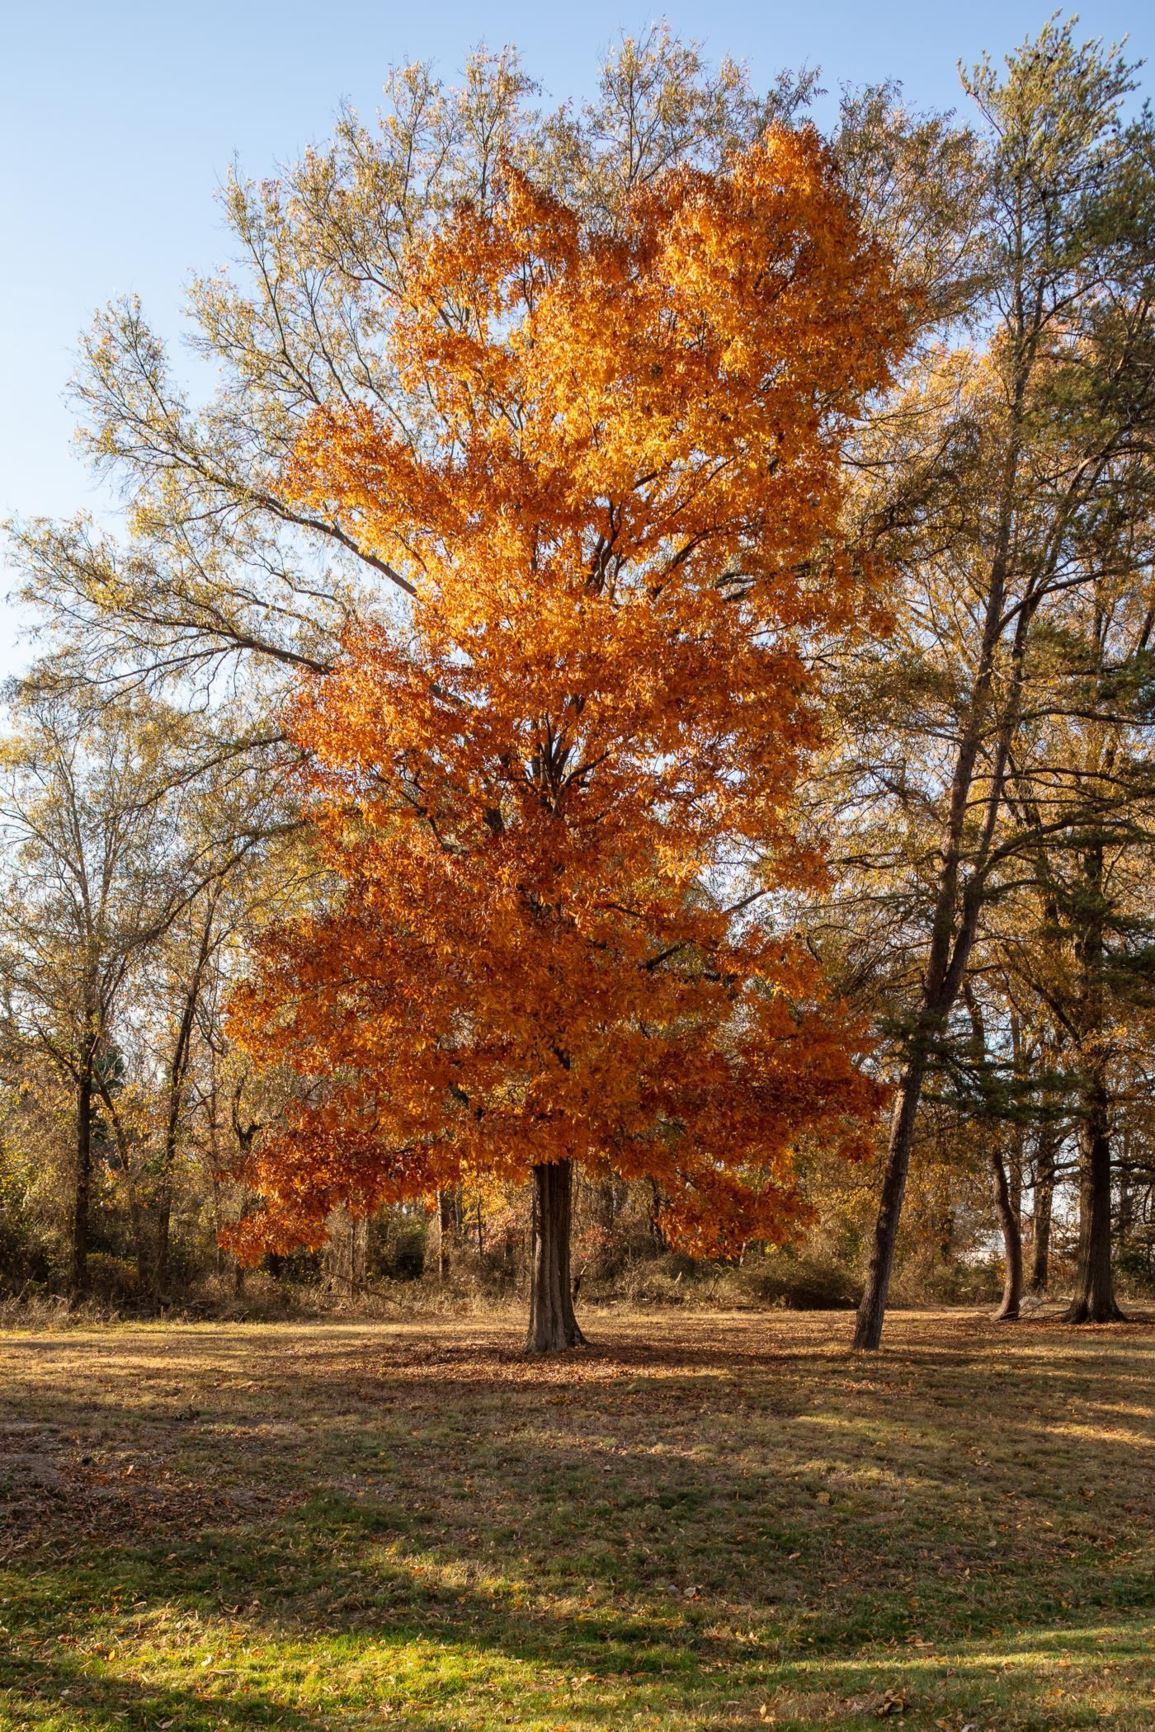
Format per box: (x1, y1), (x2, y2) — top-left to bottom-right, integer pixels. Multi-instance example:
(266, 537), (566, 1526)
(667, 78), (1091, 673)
(228, 126), (907, 1350)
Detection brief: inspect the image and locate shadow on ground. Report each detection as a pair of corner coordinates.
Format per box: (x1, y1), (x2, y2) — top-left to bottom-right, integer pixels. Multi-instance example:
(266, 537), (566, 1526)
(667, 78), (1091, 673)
(1, 1310), (1153, 1730)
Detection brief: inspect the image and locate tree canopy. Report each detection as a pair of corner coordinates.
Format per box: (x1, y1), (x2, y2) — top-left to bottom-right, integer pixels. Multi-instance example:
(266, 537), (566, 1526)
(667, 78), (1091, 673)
(226, 129), (905, 1344)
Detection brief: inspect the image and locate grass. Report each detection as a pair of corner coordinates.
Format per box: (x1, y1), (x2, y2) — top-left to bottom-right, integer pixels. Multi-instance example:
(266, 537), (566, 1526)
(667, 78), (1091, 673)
(0, 1307), (1152, 1731)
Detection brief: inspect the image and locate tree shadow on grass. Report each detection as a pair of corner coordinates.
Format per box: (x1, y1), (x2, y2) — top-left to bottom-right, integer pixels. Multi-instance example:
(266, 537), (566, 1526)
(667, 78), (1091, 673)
(3, 1582), (1153, 1731)
(0, 1650), (330, 1732)
(1, 1316), (1154, 1728)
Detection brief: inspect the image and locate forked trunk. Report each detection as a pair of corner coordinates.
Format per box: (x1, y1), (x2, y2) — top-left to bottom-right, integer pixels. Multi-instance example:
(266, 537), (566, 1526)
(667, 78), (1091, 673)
(526, 1159), (586, 1353)
(990, 1148), (1022, 1320)
(1065, 1078), (1124, 1323)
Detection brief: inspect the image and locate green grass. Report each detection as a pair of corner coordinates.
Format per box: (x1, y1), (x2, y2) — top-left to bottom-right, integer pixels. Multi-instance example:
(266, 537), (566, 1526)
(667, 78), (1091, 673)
(1, 1309), (1152, 1730)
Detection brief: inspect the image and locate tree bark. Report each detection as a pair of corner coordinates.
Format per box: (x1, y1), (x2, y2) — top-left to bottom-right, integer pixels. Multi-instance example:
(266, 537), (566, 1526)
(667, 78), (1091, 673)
(593, 1174), (619, 1229)
(152, 923), (212, 1309)
(853, 1055), (926, 1350)
(647, 1177), (667, 1252)
(436, 1188), (457, 1281)
(990, 1147), (1023, 1320)
(1028, 1128), (1057, 1295)
(1065, 837), (1124, 1325)
(127, 1185), (150, 1293)
(526, 1159), (586, 1353)
(852, 156), (1049, 1354)
(152, 1195), (173, 1310)
(69, 1060), (94, 1305)
(1065, 1074), (1125, 1322)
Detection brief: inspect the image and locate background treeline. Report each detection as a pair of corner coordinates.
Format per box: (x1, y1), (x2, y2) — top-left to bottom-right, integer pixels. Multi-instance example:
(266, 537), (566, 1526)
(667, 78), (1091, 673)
(2, 19), (1153, 1322)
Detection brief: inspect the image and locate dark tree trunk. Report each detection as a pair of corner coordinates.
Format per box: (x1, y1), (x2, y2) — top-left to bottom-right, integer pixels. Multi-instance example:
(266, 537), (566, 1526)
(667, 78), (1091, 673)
(1029, 1128), (1057, 1295)
(128, 1189), (150, 1293)
(69, 1061), (94, 1305)
(593, 1174), (619, 1229)
(526, 1159), (586, 1353)
(436, 1188), (456, 1281)
(151, 946), (206, 1310)
(990, 1147), (1023, 1320)
(852, 288), (1035, 1353)
(1066, 839), (1124, 1325)
(1065, 1076), (1125, 1323)
(853, 1056), (926, 1351)
(152, 1194), (173, 1309)
(647, 1177), (667, 1251)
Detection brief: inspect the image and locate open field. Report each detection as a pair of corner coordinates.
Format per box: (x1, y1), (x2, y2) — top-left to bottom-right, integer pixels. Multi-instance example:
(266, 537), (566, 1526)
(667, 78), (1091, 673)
(1, 1310), (1153, 1731)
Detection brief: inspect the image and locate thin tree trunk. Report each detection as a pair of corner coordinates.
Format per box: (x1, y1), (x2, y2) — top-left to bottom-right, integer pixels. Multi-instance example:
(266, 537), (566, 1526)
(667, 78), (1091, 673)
(647, 1177), (667, 1252)
(92, 1067), (154, 1303)
(1065, 1074), (1125, 1322)
(69, 1060), (94, 1305)
(1029, 1128), (1057, 1295)
(853, 232), (1040, 1353)
(126, 1185), (149, 1292)
(152, 920), (213, 1308)
(853, 1056), (925, 1350)
(353, 1214), (367, 1295)
(990, 1147), (1023, 1320)
(526, 1159), (586, 1353)
(153, 1195), (173, 1309)
(436, 1189), (453, 1281)
(1066, 836), (1124, 1325)
(593, 1174), (618, 1229)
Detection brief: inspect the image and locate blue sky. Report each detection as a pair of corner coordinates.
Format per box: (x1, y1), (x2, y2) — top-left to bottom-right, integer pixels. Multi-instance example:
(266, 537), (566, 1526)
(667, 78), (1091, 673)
(1, 0), (1151, 673)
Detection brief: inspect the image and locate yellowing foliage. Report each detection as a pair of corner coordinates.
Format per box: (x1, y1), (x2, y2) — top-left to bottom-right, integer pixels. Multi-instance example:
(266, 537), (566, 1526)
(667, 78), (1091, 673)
(227, 128), (907, 1260)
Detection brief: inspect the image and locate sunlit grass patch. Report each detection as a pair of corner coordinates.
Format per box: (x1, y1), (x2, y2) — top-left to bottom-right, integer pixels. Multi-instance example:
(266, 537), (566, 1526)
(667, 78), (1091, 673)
(1, 1309), (1152, 1729)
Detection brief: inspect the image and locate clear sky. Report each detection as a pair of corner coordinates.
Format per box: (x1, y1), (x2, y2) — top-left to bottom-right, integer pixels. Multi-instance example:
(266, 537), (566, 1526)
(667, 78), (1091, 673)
(1, 0), (1151, 673)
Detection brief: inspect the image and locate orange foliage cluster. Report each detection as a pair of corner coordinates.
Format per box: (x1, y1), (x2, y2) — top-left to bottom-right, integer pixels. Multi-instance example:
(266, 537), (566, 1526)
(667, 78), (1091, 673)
(228, 128), (907, 1260)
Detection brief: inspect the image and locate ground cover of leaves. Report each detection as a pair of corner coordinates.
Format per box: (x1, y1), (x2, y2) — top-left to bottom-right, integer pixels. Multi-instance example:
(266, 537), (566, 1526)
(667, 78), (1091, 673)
(0, 1308), (1152, 1731)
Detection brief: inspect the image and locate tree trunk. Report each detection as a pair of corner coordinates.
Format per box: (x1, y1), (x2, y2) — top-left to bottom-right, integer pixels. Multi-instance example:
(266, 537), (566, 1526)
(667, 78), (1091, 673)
(127, 1188), (150, 1293)
(1028, 1128), (1057, 1295)
(152, 1192), (173, 1309)
(853, 1056), (925, 1350)
(853, 246), (1038, 1353)
(152, 951), (206, 1310)
(1065, 1075), (1125, 1323)
(593, 1174), (619, 1229)
(647, 1177), (667, 1252)
(1065, 837), (1124, 1325)
(526, 1159), (586, 1353)
(353, 1214), (367, 1295)
(69, 1061), (94, 1305)
(436, 1188), (455, 1281)
(990, 1147), (1022, 1320)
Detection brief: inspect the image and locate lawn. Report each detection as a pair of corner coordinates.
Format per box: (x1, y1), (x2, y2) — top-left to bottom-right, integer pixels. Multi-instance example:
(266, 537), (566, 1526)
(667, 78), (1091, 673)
(0, 1309), (1152, 1731)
